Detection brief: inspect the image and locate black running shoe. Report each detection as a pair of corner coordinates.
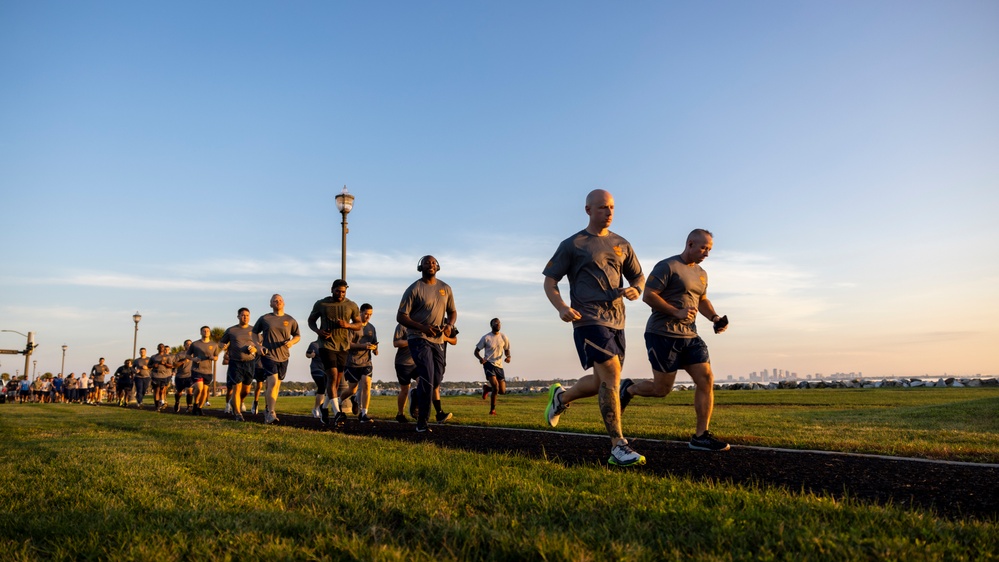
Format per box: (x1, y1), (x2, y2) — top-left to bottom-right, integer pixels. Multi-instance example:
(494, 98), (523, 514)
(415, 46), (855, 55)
(435, 411), (452, 423)
(619, 378), (635, 413)
(415, 421), (431, 433)
(358, 412), (372, 424)
(320, 405), (329, 425)
(689, 431), (730, 452)
(396, 414), (408, 423)
(332, 412), (347, 427)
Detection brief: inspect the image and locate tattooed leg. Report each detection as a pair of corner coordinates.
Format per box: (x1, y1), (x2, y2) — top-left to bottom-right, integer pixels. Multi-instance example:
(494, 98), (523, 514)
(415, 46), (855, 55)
(595, 357), (624, 445)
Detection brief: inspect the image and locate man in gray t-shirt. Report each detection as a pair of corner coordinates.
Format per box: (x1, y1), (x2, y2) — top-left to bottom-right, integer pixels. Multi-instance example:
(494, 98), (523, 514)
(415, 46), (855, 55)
(620, 228), (731, 452)
(341, 303), (378, 424)
(392, 323), (416, 423)
(150, 344), (175, 411)
(397, 255), (457, 433)
(172, 340), (193, 413)
(252, 294), (301, 424)
(132, 347), (152, 408)
(220, 307), (258, 421)
(542, 189), (646, 467)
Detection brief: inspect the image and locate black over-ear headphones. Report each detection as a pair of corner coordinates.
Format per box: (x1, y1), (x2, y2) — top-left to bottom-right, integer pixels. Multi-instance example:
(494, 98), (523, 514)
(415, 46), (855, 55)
(417, 255), (440, 272)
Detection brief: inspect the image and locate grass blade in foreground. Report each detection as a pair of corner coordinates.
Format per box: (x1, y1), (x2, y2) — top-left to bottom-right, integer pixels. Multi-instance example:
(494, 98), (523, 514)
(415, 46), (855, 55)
(1, 406), (996, 561)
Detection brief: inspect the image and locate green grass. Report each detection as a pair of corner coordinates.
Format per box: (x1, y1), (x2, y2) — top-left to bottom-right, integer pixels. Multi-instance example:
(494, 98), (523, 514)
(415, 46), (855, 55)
(269, 386), (999, 463)
(1, 403), (996, 561)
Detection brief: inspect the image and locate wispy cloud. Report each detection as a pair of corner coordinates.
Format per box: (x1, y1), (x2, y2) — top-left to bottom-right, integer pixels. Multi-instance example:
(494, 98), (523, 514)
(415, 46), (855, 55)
(20, 246), (546, 294)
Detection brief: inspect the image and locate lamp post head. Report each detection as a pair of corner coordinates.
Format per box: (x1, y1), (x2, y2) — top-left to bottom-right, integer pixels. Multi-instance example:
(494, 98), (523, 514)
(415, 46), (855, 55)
(133, 312), (142, 325)
(335, 185), (355, 214)
(62, 345), (67, 352)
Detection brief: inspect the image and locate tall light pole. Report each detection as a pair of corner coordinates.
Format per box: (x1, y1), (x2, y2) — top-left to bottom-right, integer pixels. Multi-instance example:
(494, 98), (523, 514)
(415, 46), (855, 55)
(335, 185), (355, 280)
(32, 360), (37, 380)
(132, 311), (142, 360)
(61, 344), (67, 376)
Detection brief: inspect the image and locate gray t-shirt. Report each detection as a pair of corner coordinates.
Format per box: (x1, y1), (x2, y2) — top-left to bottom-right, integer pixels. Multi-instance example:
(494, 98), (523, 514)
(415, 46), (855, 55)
(309, 297), (360, 352)
(644, 255), (707, 338)
(253, 313), (300, 363)
(542, 229), (644, 330)
(306, 340), (325, 379)
(347, 323), (378, 369)
(187, 340), (219, 376)
(393, 323), (414, 367)
(174, 350), (192, 379)
(221, 324), (256, 362)
(90, 363), (109, 383)
(133, 356), (152, 379)
(398, 279), (456, 344)
(150, 353), (174, 380)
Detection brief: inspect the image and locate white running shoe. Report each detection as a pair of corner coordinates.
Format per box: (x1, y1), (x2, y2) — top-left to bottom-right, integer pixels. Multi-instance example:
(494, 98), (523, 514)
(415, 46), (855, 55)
(312, 406), (322, 419)
(608, 440), (646, 467)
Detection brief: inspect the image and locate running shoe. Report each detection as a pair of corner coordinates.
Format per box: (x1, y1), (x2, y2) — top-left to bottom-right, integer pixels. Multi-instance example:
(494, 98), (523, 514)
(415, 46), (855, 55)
(689, 431), (730, 452)
(232, 412), (244, 422)
(435, 411), (452, 423)
(396, 414), (408, 423)
(545, 383), (567, 427)
(320, 405), (329, 425)
(489, 410), (497, 416)
(408, 388), (418, 419)
(251, 401), (258, 415)
(619, 378), (635, 413)
(312, 406), (321, 419)
(264, 410), (276, 424)
(358, 412), (372, 424)
(173, 402), (180, 413)
(415, 421), (432, 433)
(608, 441), (646, 467)
(224, 402), (232, 414)
(331, 411), (347, 427)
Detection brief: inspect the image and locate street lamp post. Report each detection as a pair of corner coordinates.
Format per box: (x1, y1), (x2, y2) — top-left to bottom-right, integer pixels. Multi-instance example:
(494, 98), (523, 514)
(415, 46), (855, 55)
(334, 185), (355, 280)
(61, 344), (67, 377)
(132, 311), (142, 360)
(32, 360), (37, 380)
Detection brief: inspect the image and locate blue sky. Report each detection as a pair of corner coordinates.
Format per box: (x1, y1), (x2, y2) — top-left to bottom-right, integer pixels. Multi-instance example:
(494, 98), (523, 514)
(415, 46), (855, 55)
(2, 1), (997, 383)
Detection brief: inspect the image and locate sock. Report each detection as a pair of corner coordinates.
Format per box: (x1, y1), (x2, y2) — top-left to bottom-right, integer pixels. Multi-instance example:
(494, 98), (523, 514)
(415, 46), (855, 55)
(329, 399), (341, 414)
(432, 399), (442, 414)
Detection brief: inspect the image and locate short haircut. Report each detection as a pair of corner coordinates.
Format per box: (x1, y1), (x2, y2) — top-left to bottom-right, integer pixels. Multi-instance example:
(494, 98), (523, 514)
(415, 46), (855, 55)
(238, 307), (250, 315)
(688, 228), (714, 241)
(200, 325), (211, 332)
(360, 303), (373, 312)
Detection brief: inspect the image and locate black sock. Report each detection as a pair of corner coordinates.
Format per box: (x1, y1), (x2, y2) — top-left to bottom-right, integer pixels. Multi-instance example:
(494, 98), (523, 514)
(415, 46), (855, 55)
(432, 399), (442, 414)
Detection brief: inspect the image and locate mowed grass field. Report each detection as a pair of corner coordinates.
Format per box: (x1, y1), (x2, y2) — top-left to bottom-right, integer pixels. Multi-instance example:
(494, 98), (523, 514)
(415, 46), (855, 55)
(1, 387), (997, 561)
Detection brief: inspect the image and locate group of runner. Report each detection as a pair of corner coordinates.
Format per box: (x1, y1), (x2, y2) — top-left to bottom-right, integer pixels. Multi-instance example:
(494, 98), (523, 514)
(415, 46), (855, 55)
(7, 189), (730, 466)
